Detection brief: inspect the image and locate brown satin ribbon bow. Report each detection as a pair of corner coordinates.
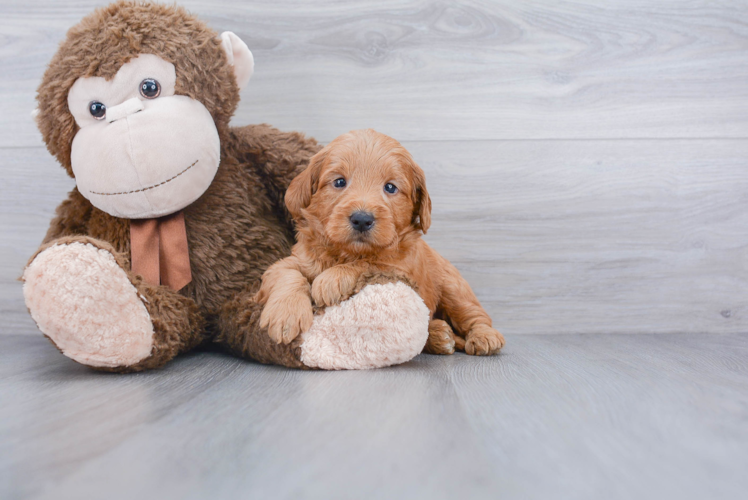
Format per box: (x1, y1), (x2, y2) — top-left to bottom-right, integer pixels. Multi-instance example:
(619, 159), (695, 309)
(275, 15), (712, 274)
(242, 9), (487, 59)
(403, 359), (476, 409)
(130, 210), (192, 291)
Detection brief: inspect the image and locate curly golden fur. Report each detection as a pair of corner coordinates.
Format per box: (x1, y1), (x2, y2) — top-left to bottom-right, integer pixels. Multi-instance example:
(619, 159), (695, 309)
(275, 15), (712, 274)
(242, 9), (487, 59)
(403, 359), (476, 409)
(257, 129), (505, 356)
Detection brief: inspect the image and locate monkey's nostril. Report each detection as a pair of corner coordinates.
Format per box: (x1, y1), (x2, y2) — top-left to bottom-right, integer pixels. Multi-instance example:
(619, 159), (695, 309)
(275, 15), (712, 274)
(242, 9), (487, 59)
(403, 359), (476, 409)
(350, 211), (375, 232)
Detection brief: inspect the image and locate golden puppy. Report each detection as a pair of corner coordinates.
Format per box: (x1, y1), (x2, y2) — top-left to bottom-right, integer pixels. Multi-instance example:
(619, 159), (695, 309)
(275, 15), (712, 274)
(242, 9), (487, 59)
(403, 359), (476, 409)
(256, 129), (505, 356)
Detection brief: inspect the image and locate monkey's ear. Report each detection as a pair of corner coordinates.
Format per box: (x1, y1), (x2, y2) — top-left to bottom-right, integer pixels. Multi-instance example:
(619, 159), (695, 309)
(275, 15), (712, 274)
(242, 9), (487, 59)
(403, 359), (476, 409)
(285, 148), (327, 220)
(220, 31), (254, 90)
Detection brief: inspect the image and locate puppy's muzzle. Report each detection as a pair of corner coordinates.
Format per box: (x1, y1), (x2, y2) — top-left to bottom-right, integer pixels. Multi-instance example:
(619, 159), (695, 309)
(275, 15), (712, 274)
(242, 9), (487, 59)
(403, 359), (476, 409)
(350, 211), (375, 233)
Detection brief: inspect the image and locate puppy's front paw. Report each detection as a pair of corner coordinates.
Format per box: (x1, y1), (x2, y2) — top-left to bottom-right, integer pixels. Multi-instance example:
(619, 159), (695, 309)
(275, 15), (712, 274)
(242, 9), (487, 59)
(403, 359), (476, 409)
(423, 319), (456, 355)
(465, 324), (505, 356)
(311, 268), (358, 307)
(260, 294), (314, 344)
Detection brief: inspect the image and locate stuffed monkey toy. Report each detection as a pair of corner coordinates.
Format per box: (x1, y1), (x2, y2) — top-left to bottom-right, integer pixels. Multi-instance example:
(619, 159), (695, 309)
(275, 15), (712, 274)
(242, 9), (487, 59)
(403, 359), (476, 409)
(22, 1), (429, 372)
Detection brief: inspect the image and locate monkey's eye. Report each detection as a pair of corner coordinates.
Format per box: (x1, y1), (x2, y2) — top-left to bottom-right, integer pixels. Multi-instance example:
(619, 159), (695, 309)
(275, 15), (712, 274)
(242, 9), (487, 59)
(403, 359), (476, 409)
(384, 183), (398, 194)
(139, 79), (161, 99)
(333, 178), (347, 188)
(88, 101), (106, 120)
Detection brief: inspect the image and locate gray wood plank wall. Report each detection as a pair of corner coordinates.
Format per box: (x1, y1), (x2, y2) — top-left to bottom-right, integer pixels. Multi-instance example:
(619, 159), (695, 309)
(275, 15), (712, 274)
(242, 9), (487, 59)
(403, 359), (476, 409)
(1, 0), (746, 335)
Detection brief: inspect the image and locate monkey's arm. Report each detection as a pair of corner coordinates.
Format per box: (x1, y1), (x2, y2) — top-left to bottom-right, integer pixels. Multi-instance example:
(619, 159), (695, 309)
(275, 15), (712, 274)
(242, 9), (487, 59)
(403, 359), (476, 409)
(228, 124), (322, 222)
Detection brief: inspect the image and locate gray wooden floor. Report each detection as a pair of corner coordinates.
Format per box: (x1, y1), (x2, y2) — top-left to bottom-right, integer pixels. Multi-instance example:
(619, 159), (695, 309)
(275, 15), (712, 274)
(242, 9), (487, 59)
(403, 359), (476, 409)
(2, 333), (747, 500)
(1, 1), (747, 498)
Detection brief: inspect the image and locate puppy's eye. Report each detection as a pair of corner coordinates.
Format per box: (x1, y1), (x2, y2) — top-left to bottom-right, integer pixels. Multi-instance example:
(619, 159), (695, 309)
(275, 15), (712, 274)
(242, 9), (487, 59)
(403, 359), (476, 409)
(333, 178), (347, 188)
(89, 101), (106, 120)
(139, 79), (161, 99)
(384, 183), (398, 194)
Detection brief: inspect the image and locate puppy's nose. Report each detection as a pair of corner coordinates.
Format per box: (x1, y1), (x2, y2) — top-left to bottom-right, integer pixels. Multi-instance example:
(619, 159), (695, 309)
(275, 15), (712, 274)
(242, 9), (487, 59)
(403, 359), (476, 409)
(350, 211), (375, 232)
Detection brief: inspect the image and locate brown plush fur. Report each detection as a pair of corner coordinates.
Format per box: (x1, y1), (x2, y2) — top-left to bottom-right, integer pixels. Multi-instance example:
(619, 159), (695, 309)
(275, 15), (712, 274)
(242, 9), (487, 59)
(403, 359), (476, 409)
(31, 1), (322, 371)
(37, 1), (240, 177)
(256, 130), (505, 355)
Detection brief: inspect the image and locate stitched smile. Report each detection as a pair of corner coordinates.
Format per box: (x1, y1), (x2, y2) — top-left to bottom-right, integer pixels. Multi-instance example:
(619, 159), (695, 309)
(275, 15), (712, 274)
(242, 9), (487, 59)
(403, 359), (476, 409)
(90, 160), (198, 196)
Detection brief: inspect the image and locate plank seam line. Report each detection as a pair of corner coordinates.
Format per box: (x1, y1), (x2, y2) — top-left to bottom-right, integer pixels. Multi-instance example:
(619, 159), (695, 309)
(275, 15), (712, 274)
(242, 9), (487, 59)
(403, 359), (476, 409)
(4, 137), (748, 151)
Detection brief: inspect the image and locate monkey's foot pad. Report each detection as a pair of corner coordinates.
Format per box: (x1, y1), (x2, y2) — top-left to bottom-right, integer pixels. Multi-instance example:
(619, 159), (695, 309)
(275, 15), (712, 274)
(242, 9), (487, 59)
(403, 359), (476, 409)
(300, 282), (430, 370)
(23, 242), (154, 368)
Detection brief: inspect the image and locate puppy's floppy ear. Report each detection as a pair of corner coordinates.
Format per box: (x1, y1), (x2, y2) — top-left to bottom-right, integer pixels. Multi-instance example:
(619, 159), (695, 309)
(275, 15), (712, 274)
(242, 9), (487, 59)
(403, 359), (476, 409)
(285, 148), (327, 219)
(410, 161), (432, 234)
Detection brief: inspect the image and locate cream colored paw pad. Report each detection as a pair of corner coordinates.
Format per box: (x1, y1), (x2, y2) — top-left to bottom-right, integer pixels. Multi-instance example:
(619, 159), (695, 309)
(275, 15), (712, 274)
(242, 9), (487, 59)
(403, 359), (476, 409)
(23, 242), (154, 368)
(300, 282), (430, 370)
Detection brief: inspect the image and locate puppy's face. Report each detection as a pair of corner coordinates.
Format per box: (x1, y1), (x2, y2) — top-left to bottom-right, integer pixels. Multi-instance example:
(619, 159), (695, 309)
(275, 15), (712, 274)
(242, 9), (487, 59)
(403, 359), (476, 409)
(286, 129), (431, 255)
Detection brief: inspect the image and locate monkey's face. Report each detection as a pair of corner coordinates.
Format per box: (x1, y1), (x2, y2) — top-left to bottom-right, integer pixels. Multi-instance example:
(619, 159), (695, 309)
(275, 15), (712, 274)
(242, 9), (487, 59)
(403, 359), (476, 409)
(67, 53), (229, 219)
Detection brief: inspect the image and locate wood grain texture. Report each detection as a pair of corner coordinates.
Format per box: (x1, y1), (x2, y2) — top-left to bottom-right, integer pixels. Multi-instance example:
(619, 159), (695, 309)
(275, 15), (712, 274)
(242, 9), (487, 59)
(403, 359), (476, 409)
(1, 0), (748, 145)
(1, 333), (747, 500)
(2, 1), (747, 336)
(3, 140), (746, 335)
(413, 138), (748, 334)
